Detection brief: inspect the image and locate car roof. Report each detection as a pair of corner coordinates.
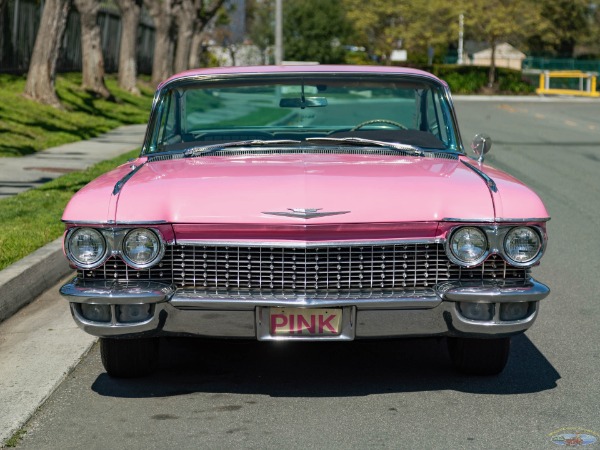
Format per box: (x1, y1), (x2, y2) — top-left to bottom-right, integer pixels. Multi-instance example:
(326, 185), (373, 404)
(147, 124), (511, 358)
(159, 65), (447, 89)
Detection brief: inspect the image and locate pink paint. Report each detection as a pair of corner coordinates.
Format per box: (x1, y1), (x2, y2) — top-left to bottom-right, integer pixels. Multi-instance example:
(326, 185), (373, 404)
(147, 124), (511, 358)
(159, 65), (448, 89)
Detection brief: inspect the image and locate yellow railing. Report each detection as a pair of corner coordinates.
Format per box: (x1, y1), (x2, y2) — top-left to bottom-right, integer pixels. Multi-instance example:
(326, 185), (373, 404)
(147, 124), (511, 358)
(536, 70), (599, 97)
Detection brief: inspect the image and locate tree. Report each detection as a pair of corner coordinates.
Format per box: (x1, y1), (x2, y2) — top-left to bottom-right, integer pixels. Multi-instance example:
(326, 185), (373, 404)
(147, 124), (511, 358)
(344, 0), (459, 64)
(526, 0), (589, 57)
(73, 0), (111, 98)
(460, 0), (544, 87)
(344, 0), (404, 64)
(174, 0), (227, 73)
(144, 0), (176, 86)
(116, 0), (142, 94)
(246, 0), (274, 64)
(284, 0), (352, 63)
(24, 0), (70, 107)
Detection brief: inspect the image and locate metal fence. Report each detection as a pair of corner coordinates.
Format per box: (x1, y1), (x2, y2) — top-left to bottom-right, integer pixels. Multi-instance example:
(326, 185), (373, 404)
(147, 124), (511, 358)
(522, 57), (600, 73)
(0, 0), (156, 74)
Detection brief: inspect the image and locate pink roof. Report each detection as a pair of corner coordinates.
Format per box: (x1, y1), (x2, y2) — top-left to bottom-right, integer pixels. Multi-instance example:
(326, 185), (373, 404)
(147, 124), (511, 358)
(159, 65), (447, 89)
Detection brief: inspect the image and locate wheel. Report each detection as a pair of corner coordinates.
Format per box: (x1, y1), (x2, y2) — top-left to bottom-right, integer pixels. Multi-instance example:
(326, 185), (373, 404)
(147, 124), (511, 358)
(447, 337), (510, 376)
(100, 337), (159, 378)
(351, 119), (408, 130)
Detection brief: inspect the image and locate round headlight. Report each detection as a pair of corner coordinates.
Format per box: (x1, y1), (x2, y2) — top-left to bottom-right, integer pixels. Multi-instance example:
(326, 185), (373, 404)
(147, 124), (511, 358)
(67, 228), (107, 268)
(504, 227), (541, 264)
(122, 228), (162, 268)
(449, 227), (488, 265)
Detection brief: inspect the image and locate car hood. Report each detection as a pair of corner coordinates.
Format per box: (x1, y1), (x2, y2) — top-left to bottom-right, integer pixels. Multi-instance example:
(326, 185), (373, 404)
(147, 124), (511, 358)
(62, 153), (547, 225)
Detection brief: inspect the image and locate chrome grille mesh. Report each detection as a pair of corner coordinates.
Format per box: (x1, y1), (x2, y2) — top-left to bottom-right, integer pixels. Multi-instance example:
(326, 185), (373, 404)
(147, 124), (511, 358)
(79, 243), (527, 297)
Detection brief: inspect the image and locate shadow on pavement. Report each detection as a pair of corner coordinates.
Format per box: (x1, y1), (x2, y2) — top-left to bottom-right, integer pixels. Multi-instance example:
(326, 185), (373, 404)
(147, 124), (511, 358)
(91, 334), (560, 399)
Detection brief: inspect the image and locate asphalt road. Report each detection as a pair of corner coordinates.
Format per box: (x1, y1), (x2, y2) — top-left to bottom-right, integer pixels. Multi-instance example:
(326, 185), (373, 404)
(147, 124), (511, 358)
(14, 99), (600, 449)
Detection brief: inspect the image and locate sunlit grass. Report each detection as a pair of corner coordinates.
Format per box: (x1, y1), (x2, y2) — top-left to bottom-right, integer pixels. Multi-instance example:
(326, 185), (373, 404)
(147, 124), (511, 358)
(0, 73), (153, 157)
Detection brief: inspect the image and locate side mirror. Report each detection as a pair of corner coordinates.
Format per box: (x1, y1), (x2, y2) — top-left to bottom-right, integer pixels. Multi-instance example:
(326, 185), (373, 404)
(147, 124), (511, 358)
(471, 134), (492, 163)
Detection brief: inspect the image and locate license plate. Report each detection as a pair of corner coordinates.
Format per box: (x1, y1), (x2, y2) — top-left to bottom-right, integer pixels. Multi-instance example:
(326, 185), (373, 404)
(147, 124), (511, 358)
(269, 307), (342, 337)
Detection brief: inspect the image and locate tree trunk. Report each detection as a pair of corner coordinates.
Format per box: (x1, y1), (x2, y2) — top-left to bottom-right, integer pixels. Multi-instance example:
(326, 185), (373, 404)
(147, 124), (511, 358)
(188, 0), (226, 68)
(115, 0), (142, 94)
(0, 0), (7, 63)
(173, 0), (196, 73)
(188, 32), (204, 68)
(23, 0), (70, 107)
(144, 0), (175, 86)
(74, 0), (111, 98)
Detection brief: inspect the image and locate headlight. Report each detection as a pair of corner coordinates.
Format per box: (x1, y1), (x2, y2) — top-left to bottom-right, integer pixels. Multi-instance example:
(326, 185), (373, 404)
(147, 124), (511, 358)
(122, 228), (162, 268)
(449, 227), (488, 266)
(66, 228), (107, 268)
(504, 227), (541, 264)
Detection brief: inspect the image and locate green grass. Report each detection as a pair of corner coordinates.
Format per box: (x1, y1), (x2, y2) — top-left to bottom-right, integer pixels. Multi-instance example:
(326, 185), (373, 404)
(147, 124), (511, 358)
(0, 150), (139, 271)
(0, 73), (154, 157)
(4, 428), (27, 447)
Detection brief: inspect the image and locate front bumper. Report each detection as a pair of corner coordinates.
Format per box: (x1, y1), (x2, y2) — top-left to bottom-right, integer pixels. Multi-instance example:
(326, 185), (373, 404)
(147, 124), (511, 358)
(60, 278), (550, 340)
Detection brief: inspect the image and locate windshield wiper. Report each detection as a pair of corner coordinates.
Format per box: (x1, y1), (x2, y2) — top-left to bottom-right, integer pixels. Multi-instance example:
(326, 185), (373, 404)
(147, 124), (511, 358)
(305, 137), (425, 156)
(184, 139), (301, 157)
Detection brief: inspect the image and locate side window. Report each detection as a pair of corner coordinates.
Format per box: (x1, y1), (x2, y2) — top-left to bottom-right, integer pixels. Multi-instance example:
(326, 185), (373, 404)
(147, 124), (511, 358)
(149, 91), (180, 152)
(419, 89), (449, 146)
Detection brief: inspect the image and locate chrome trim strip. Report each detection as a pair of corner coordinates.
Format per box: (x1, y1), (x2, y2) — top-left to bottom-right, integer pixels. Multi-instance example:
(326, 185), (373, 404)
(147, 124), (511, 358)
(461, 160), (498, 193)
(442, 218), (550, 223)
(113, 162), (147, 195)
(262, 209), (351, 219)
(170, 290), (441, 310)
(495, 217), (551, 223)
(62, 220), (169, 225)
(175, 238), (443, 248)
(436, 278), (550, 303)
(60, 279), (174, 304)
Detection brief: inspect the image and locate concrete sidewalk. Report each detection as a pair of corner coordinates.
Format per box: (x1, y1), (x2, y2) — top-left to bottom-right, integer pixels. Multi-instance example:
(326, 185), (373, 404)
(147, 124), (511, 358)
(0, 125), (145, 445)
(0, 124), (146, 198)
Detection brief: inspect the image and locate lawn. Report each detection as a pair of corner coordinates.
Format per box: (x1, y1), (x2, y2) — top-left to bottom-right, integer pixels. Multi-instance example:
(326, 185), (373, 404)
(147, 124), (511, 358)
(0, 73), (154, 157)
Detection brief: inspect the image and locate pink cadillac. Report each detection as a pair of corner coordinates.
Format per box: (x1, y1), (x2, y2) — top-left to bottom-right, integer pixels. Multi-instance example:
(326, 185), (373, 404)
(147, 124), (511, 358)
(60, 65), (550, 377)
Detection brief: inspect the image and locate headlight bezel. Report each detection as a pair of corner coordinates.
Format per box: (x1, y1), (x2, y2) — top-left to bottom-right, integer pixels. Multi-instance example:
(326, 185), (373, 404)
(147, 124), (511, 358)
(121, 228), (165, 269)
(65, 227), (109, 269)
(503, 226), (543, 266)
(445, 224), (546, 269)
(64, 226), (165, 270)
(446, 226), (489, 267)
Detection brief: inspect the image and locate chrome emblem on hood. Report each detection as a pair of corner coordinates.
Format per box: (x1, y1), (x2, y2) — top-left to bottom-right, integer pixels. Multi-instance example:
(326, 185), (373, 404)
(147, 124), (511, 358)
(262, 208), (350, 219)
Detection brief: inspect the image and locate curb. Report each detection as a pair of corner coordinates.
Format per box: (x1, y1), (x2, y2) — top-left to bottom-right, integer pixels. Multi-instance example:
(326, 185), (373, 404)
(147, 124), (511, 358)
(0, 237), (72, 323)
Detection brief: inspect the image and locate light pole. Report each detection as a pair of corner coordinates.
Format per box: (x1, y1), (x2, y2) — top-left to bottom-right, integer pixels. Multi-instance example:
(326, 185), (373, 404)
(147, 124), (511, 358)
(275, 0), (283, 65)
(457, 13), (464, 65)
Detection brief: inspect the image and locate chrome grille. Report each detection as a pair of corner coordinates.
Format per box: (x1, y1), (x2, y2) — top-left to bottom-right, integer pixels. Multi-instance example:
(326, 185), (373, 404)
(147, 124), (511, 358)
(79, 244), (527, 297)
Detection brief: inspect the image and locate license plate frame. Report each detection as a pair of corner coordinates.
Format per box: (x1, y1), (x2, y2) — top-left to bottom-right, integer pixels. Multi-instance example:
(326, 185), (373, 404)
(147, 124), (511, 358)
(256, 306), (356, 341)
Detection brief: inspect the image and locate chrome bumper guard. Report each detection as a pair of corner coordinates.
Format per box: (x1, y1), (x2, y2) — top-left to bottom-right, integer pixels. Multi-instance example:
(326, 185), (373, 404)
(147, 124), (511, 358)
(60, 277), (550, 339)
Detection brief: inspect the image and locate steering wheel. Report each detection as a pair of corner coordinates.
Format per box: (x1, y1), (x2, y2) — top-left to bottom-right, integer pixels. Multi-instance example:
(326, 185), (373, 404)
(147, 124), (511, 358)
(351, 119), (408, 131)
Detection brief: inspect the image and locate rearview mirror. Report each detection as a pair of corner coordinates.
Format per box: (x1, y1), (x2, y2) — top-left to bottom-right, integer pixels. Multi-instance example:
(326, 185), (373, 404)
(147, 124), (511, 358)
(279, 97), (328, 108)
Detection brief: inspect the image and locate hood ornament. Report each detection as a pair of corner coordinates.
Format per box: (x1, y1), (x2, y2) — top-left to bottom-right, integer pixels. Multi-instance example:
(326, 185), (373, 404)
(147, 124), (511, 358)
(262, 208), (350, 219)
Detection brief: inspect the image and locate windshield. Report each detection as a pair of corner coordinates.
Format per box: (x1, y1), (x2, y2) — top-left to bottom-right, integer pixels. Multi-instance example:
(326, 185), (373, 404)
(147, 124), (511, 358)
(144, 74), (461, 155)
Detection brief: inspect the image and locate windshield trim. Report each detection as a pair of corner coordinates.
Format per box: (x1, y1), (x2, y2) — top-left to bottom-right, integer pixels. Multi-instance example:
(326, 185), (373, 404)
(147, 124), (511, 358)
(141, 72), (464, 156)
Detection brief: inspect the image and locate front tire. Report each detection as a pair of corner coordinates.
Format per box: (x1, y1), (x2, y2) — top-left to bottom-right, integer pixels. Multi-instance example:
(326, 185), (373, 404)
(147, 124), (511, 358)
(100, 337), (159, 378)
(447, 337), (510, 376)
